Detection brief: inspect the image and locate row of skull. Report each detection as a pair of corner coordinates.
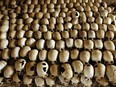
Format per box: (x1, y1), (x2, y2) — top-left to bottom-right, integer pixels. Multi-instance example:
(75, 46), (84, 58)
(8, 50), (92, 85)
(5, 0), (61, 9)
(0, 60), (116, 86)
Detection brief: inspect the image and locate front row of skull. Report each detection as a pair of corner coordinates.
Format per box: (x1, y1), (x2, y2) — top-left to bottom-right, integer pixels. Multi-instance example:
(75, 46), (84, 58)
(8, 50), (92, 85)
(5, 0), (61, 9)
(35, 61), (83, 86)
(36, 61), (116, 86)
(36, 61), (73, 86)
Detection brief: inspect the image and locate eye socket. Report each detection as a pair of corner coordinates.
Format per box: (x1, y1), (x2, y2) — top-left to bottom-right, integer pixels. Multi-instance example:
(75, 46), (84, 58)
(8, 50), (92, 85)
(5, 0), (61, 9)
(85, 77), (88, 80)
(110, 61), (114, 64)
(20, 61), (25, 66)
(42, 62), (46, 65)
(60, 67), (65, 73)
(75, 12), (79, 17)
(87, 64), (90, 66)
(19, 81), (22, 84)
(30, 66), (35, 71)
(72, 11), (79, 18)
(43, 67), (46, 72)
(94, 64), (98, 68)
(74, 72), (78, 74)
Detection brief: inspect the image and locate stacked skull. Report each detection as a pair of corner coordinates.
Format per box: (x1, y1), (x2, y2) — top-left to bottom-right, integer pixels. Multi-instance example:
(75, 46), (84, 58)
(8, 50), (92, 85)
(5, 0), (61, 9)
(0, 0), (116, 86)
